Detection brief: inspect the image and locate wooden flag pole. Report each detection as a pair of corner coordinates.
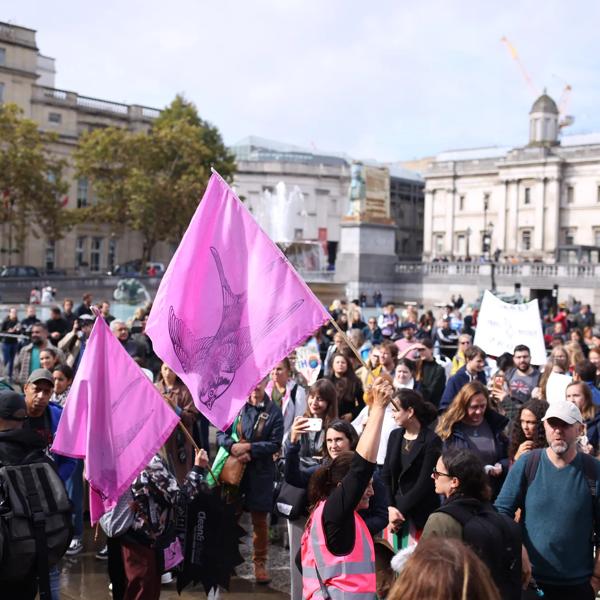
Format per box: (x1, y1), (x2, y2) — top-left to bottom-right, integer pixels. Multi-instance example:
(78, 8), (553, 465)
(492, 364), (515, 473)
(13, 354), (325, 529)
(159, 395), (218, 483)
(328, 317), (400, 410)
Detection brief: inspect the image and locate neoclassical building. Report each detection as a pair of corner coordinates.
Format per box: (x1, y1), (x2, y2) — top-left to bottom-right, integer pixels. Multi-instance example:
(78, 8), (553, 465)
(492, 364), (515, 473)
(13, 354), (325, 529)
(0, 21), (169, 273)
(423, 94), (600, 262)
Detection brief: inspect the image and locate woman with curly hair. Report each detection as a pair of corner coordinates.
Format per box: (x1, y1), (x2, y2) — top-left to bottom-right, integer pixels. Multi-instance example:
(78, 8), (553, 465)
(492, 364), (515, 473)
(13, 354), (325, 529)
(508, 399), (549, 463)
(436, 381), (509, 499)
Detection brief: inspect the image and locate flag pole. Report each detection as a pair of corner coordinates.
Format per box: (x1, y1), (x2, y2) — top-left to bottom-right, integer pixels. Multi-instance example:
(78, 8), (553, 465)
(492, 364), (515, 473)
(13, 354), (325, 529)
(328, 317), (400, 410)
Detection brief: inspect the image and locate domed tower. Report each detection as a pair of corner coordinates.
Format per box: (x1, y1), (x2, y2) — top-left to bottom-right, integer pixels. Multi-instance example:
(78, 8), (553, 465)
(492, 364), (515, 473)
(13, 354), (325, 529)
(528, 92), (559, 146)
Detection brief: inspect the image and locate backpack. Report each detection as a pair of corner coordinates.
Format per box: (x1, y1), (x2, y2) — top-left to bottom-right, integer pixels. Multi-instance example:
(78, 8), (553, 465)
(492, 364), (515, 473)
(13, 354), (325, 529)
(438, 499), (522, 600)
(0, 457), (72, 597)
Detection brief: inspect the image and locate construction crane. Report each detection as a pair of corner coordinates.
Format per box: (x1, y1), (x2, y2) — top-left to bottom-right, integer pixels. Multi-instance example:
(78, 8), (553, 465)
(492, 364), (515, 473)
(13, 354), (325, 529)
(500, 36), (574, 130)
(500, 36), (540, 97)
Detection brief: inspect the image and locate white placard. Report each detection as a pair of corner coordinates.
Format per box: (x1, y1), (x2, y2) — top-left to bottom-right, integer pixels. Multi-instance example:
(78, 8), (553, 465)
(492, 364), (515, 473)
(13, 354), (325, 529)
(545, 371), (573, 404)
(473, 290), (546, 365)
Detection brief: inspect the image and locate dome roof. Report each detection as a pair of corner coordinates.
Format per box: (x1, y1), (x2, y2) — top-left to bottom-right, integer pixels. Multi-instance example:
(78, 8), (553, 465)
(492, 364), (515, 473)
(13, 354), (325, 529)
(530, 93), (559, 115)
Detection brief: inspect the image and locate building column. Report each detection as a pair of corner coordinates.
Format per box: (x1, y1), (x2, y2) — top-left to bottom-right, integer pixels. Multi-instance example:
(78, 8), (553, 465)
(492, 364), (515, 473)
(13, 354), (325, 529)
(544, 177), (561, 257)
(506, 179), (519, 253)
(497, 181), (508, 252)
(533, 179), (545, 252)
(423, 189), (434, 258)
(445, 186), (456, 255)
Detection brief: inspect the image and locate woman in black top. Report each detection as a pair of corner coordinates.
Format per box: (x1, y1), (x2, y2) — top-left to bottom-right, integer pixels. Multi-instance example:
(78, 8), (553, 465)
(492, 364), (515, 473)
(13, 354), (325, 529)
(382, 389), (442, 543)
(326, 352), (364, 421)
(301, 377), (393, 596)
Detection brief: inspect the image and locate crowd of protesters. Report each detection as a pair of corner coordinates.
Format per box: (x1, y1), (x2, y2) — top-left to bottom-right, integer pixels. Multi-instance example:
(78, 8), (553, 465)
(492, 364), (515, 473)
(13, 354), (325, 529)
(2, 291), (600, 599)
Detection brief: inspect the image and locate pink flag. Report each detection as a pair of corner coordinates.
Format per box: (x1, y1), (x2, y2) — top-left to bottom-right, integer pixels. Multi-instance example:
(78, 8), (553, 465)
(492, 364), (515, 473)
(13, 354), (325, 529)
(51, 316), (180, 523)
(146, 171), (330, 431)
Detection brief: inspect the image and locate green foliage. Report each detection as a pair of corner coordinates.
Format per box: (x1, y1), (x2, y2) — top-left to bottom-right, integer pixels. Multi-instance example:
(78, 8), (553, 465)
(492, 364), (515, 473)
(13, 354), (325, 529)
(75, 95), (236, 263)
(0, 104), (71, 253)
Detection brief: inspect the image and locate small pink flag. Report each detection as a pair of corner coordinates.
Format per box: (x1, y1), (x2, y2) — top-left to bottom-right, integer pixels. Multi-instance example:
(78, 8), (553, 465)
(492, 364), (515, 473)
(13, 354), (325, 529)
(146, 171), (330, 431)
(51, 316), (180, 523)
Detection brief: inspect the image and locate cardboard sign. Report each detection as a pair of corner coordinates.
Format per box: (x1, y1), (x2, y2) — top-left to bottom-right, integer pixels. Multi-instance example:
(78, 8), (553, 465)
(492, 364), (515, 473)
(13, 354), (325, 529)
(473, 290), (546, 365)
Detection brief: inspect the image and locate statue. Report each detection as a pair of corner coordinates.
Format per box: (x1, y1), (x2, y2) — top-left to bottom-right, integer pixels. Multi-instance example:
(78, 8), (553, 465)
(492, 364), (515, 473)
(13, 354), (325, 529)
(347, 162), (366, 217)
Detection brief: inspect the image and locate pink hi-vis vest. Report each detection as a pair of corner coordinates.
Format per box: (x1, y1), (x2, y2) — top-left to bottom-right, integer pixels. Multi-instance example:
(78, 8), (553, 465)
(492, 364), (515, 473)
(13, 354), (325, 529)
(301, 500), (376, 599)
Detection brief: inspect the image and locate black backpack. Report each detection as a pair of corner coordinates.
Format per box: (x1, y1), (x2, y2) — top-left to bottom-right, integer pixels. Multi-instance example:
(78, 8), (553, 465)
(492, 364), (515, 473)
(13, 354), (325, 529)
(438, 498), (522, 600)
(0, 456), (73, 598)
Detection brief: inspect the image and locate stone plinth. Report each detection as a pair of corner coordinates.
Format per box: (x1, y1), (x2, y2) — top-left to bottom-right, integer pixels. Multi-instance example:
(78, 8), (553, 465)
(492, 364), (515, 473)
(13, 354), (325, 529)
(335, 221), (397, 298)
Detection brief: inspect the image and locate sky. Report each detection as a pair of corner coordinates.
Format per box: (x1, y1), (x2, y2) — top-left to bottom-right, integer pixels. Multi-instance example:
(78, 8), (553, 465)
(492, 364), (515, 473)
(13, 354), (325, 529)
(4, 1), (600, 162)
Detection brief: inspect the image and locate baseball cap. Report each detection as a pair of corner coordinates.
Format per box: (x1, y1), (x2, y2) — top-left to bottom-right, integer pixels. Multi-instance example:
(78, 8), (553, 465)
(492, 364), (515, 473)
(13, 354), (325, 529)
(542, 400), (583, 425)
(26, 368), (54, 386)
(0, 390), (28, 421)
(78, 314), (95, 324)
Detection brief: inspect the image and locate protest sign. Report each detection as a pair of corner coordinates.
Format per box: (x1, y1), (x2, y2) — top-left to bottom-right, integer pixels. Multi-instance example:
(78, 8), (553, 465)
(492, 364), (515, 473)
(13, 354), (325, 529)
(473, 290), (546, 365)
(295, 345), (322, 386)
(546, 371), (572, 404)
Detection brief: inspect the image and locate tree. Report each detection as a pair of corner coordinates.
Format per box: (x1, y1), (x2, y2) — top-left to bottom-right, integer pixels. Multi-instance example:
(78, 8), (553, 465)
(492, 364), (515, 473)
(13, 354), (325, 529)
(75, 95), (236, 264)
(0, 104), (71, 258)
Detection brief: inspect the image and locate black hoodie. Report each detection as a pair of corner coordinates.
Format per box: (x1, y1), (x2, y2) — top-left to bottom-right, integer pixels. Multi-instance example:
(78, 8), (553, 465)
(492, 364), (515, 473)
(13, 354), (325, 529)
(0, 428), (51, 467)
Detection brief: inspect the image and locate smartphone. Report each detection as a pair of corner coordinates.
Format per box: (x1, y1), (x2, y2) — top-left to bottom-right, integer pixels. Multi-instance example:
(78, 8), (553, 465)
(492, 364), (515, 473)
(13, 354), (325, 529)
(304, 418), (322, 432)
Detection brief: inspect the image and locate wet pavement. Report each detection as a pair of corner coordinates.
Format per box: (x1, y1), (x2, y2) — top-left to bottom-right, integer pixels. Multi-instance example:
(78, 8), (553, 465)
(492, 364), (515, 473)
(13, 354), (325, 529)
(59, 518), (291, 599)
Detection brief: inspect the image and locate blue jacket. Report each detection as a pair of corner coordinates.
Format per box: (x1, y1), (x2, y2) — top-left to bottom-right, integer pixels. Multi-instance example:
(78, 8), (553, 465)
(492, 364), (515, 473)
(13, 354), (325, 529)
(283, 439), (388, 535)
(585, 381), (600, 407)
(48, 402), (77, 483)
(439, 366), (487, 412)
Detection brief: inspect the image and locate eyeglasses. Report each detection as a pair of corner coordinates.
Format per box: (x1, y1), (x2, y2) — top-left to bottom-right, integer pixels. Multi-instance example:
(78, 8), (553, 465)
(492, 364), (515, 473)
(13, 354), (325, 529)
(432, 467), (451, 479)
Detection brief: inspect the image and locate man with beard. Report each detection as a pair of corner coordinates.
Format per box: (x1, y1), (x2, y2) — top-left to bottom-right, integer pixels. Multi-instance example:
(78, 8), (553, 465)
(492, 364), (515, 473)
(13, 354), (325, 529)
(502, 344), (540, 421)
(13, 323), (63, 386)
(495, 401), (600, 600)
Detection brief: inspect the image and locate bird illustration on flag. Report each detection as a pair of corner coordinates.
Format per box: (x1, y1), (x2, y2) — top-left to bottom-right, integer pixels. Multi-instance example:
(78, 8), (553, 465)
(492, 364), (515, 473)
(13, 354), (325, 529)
(168, 246), (303, 409)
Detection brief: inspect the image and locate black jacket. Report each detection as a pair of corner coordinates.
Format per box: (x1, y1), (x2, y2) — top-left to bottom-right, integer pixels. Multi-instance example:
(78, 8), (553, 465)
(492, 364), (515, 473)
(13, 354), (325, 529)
(381, 426), (442, 529)
(217, 396), (283, 512)
(0, 428), (51, 467)
(419, 360), (446, 408)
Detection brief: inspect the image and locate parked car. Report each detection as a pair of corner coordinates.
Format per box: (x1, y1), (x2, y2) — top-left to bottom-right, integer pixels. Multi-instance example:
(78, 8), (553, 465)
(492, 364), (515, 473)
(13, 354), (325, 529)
(0, 265), (40, 278)
(108, 260), (165, 277)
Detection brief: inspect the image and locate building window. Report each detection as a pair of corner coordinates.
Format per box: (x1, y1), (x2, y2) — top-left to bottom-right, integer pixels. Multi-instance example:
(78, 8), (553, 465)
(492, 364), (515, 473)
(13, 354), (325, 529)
(456, 234), (466, 256)
(524, 187), (531, 205)
(0, 48), (5, 66)
(561, 228), (576, 245)
(90, 237), (103, 272)
(521, 230), (532, 251)
(48, 112), (62, 124)
(329, 196), (338, 215)
(294, 228), (303, 241)
(434, 233), (444, 254)
(107, 238), (117, 271)
(77, 178), (88, 208)
(597, 186), (600, 203)
(45, 240), (55, 272)
(483, 193), (490, 211)
(0, 82), (4, 104)
(567, 185), (574, 204)
(458, 195), (464, 211)
(76, 236), (87, 267)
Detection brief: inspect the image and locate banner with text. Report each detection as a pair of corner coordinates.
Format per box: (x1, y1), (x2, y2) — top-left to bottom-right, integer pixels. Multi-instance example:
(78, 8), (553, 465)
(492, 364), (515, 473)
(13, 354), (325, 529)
(473, 290), (546, 365)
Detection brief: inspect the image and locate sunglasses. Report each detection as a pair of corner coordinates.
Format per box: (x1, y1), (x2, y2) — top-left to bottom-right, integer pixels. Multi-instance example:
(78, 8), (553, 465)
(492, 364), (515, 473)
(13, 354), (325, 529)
(432, 467), (451, 479)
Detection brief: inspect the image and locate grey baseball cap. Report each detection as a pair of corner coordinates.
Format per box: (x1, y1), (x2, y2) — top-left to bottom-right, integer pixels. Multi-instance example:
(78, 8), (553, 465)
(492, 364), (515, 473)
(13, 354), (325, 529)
(26, 368), (54, 386)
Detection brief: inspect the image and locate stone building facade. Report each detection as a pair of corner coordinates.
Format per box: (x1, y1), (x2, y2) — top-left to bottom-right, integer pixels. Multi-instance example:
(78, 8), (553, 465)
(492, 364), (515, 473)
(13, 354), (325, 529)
(232, 137), (424, 268)
(423, 94), (600, 262)
(0, 21), (168, 273)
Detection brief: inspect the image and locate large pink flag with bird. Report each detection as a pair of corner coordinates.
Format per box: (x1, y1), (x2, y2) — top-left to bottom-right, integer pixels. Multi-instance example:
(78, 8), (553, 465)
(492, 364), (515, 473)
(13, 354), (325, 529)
(51, 315), (180, 523)
(146, 171), (330, 431)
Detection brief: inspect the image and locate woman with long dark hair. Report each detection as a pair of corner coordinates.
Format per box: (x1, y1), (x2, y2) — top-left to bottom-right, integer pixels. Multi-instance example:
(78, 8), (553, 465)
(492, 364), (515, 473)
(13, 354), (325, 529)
(301, 378), (393, 600)
(326, 352), (364, 421)
(382, 389), (441, 548)
(508, 399), (549, 463)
